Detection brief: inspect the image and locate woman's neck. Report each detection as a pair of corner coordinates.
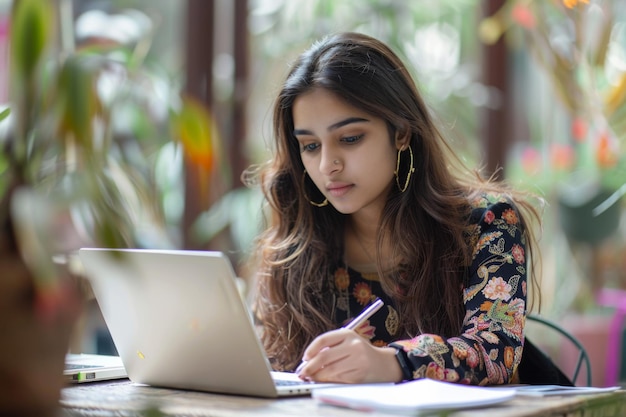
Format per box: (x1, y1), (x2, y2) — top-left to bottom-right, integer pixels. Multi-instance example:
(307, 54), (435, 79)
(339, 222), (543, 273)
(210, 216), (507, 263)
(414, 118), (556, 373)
(344, 218), (378, 267)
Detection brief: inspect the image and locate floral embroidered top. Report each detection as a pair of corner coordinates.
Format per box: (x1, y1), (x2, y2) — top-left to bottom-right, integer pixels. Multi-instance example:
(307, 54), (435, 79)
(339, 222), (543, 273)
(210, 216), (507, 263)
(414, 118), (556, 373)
(331, 194), (527, 386)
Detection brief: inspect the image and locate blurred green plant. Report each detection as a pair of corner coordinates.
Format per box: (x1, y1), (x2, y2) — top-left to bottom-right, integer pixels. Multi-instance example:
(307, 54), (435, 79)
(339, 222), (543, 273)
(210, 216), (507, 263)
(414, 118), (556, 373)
(1, 0), (221, 255)
(0, 1), (220, 414)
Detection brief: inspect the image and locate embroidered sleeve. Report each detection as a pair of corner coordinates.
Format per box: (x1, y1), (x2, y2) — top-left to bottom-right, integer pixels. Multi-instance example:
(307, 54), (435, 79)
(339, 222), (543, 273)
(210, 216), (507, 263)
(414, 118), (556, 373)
(389, 196), (527, 385)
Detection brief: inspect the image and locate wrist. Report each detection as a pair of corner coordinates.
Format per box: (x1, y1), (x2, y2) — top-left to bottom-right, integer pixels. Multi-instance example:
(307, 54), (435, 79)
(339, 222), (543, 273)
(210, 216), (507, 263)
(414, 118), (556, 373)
(392, 346), (413, 381)
(378, 347), (403, 383)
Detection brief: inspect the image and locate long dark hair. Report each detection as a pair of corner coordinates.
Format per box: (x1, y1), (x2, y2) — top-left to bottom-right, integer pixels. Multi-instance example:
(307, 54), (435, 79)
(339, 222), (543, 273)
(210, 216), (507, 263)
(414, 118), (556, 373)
(245, 32), (541, 371)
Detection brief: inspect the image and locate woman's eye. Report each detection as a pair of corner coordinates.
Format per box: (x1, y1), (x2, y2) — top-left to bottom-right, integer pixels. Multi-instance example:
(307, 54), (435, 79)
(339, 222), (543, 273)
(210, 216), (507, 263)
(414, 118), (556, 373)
(342, 134), (364, 144)
(301, 143), (320, 152)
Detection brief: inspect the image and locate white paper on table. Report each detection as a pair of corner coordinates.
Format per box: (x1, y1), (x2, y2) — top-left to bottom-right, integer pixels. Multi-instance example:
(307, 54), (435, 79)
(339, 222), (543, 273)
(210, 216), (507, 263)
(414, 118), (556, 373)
(312, 378), (516, 414)
(510, 384), (621, 397)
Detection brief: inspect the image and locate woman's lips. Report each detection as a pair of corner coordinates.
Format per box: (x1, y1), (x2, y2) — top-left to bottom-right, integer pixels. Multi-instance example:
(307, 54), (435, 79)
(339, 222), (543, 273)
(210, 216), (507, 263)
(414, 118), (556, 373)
(327, 184), (353, 197)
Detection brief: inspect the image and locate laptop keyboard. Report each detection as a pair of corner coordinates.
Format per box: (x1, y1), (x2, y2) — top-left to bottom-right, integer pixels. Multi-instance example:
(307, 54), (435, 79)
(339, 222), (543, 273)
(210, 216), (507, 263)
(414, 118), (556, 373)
(65, 364), (103, 370)
(275, 378), (313, 386)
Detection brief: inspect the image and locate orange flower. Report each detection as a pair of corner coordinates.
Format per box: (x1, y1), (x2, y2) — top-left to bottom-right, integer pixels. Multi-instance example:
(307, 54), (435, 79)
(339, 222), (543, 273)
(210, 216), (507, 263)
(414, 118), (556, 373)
(334, 268), (350, 290)
(596, 131), (619, 168)
(563, 0), (589, 8)
(501, 208), (519, 225)
(353, 282), (373, 305)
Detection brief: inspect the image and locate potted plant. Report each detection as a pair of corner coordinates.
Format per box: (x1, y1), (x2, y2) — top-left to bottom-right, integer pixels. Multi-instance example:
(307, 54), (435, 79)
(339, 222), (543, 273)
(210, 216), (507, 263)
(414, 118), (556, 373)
(0, 1), (218, 415)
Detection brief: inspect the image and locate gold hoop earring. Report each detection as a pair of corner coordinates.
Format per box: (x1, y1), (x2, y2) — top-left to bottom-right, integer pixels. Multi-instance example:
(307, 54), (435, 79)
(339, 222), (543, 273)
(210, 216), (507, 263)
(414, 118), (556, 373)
(302, 170), (328, 207)
(394, 145), (415, 193)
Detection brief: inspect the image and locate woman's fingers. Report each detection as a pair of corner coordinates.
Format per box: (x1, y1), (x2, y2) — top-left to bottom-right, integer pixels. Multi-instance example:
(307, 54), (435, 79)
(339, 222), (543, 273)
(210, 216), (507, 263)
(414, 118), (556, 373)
(297, 329), (367, 382)
(301, 328), (348, 361)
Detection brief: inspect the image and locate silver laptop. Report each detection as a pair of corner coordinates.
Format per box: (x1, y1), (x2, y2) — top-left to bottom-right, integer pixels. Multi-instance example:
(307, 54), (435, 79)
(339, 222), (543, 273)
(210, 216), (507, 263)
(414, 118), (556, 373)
(65, 353), (127, 383)
(77, 248), (339, 397)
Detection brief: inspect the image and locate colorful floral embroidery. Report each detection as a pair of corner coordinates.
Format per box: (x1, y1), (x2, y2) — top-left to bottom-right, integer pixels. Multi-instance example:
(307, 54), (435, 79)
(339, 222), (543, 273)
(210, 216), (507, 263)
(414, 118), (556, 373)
(483, 277), (513, 300)
(503, 346), (514, 369)
(384, 305), (399, 336)
(330, 195), (527, 386)
(334, 268), (350, 290)
(425, 362), (460, 382)
(474, 231), (502, 255)
(501, 208), (519, 225)
(354, 320), (375, 340)
(511, 244), (525, 264)
(353, 282), (373, 305)
(484, 210), (495, 224)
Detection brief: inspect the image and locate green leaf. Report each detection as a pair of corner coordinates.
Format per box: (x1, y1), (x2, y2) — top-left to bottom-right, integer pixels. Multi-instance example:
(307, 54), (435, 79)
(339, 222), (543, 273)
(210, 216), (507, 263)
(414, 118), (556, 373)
(56, 56), (101, 148)
(10, 0), (53, 81)
(0, 107), (9, 122)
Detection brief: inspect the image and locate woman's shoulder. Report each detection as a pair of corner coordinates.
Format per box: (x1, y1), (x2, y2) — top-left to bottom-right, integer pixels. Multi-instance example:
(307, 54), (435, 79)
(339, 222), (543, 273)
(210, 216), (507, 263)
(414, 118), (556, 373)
(467, 192), (521, 227)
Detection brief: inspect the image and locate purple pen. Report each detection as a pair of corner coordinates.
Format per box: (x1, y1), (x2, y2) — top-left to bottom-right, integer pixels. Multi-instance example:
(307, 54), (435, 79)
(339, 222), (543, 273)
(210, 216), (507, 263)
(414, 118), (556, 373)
(295, 298), (384, 374)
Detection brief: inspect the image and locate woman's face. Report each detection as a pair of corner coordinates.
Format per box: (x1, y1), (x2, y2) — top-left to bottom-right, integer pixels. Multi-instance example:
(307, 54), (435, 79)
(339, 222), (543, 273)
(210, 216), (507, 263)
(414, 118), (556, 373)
(293, 88), (403, 219)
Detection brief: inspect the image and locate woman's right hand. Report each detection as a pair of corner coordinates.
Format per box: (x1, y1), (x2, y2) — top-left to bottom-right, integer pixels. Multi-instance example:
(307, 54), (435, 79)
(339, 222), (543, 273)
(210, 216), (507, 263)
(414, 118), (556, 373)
(296, 328), (403, 384)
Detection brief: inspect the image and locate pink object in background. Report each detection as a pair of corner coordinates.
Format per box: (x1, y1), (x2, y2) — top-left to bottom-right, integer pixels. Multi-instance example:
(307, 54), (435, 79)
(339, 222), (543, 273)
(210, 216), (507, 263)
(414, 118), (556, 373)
(0, 15), (9, 103)
(596, 288), (626, 387)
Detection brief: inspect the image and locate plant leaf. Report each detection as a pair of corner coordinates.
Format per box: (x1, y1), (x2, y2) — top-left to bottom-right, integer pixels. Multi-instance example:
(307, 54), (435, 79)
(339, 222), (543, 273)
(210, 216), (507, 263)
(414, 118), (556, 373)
(10, 0), (53, 81)
(0, 107), (9, 122)
(172, 96), (217, 172)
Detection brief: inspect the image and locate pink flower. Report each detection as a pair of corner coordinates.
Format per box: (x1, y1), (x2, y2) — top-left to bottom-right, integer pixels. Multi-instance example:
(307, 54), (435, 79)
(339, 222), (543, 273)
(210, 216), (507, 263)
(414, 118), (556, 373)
(571, 117), (588, 142)
(482, 277), (512, 300)
(511, 4), (536, 29)
(511, 244), (525, 264)
(550, 143), (576, 171)
(521, 146), (541, 175)
(484, 210), (495, 224)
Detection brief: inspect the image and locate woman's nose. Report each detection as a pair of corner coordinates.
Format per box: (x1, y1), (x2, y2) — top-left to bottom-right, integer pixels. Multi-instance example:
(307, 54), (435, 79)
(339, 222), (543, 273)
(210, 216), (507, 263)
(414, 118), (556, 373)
(320, 150), (341, 175)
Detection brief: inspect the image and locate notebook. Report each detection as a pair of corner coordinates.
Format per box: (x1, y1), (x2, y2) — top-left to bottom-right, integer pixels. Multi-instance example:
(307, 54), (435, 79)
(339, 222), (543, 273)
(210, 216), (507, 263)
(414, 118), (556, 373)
(312, 378), (517, 414)
(65, 353), (127, 383)
(77, 248), (339, 397)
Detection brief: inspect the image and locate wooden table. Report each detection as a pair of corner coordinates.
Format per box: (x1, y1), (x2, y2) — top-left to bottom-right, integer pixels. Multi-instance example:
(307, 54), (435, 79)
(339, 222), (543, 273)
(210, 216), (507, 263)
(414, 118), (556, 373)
(60, 379), (626, 417)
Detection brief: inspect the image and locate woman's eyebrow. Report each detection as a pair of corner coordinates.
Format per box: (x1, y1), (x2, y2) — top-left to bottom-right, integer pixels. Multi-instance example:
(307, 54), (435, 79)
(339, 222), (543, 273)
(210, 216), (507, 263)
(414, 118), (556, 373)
(293, 117), (370, 136)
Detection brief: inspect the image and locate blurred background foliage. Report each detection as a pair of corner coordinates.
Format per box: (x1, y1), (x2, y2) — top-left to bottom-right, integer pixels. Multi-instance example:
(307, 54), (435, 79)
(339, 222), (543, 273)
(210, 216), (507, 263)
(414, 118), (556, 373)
(0, 0), (625, 327)
(0, 0), (625, 394)
(248, 0), (486, 166)
(0, 0), (220, 257)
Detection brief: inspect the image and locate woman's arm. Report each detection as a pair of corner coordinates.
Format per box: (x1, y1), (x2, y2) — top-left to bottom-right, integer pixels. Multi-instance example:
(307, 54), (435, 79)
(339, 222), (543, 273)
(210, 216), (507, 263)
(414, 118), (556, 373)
(389, 198), (527, 385)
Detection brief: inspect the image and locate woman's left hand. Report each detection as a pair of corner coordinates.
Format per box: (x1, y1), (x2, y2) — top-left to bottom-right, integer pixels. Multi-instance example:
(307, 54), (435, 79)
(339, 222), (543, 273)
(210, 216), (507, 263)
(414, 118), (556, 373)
(296, 328), (402, 384)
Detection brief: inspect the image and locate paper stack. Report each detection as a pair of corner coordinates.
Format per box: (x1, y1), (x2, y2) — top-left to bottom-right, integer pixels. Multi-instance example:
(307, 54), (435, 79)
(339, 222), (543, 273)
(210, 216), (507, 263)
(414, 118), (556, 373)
(312, 378), (516, 414)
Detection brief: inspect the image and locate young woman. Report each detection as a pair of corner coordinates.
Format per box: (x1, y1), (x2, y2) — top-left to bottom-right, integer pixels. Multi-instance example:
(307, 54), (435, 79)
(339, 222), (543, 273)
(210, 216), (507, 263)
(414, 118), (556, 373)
(246, 32), (547, 386)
